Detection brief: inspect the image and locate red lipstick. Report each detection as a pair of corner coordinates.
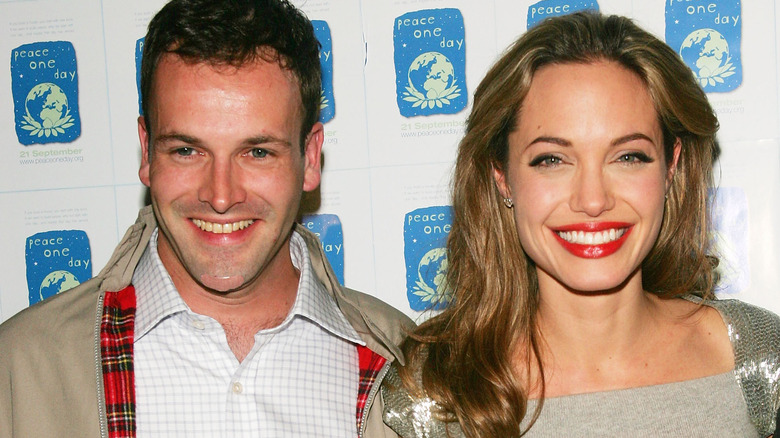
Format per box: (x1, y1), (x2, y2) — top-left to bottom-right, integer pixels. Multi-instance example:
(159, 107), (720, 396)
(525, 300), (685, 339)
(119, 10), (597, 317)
(551, 222), (632, 259)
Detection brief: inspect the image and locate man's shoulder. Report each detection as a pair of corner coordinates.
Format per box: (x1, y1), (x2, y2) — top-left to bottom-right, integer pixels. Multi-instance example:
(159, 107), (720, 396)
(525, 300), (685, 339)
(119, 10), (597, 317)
(0, 281), (104, 437)
(339, 287), (415, 362)
(342, 287), (413, 325)
(293, 224), (415, 359)
(0, 279), (101, 352)
(0, 209), (151, 354)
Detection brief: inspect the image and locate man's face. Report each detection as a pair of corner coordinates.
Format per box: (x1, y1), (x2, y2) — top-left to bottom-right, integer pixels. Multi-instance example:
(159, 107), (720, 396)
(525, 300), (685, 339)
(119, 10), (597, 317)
(138, 54), (323, 294)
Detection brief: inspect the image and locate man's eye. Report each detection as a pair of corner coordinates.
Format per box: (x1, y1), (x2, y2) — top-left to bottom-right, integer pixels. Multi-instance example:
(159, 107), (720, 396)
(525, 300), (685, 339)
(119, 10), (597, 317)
(175, 147), (197, 156)
(250, 148), (268, 158)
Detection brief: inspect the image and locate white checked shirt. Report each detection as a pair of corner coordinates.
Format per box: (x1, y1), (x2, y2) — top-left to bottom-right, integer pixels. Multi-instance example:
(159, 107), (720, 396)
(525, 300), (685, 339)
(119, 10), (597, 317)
(132, 229), (364, 437)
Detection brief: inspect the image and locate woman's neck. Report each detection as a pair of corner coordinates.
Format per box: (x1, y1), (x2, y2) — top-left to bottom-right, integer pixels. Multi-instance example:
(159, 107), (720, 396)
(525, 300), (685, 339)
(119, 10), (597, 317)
(537, 267), (652, 342)
(520, 268), (732, 399)
(530, 268), (671, 395)
(538, 290), (660, 359)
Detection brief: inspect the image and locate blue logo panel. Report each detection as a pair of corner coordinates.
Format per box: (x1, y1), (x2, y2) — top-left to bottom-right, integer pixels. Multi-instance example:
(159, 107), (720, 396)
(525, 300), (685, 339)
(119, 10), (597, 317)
(710, 188), (750, 295)
(25, 230), (92, 306)
(11, 41), (81, 145)
(136, 37), (144, 115)
(403, 206), (453, 311)
(312, 21), (335, 124)
(666, 0), (742, 92)
(394, 9), (467, 118)
(301, 214), (344, 285)
(527, 0), (599, 29)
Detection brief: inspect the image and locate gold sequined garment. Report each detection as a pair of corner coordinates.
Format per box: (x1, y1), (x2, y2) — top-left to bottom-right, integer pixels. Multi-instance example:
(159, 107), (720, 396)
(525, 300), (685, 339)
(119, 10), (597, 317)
(382, 297), (780, 437)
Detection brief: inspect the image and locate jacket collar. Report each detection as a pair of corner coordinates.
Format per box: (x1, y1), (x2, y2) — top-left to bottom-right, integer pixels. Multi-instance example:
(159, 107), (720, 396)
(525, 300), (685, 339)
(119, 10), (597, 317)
(95, 205), (406, 364)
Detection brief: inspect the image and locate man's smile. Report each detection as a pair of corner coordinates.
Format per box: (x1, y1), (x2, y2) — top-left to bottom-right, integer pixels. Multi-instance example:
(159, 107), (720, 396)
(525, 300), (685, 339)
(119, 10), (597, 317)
(191, 218), (255, 234)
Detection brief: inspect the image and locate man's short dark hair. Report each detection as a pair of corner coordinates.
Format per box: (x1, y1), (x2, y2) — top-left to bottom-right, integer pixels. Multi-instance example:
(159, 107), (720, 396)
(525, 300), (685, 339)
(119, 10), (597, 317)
(140, 0), (321, 149)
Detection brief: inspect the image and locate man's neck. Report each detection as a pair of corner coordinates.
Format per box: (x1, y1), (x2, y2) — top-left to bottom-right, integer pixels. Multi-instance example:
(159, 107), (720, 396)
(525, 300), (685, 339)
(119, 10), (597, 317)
(167, 242), (301, 361)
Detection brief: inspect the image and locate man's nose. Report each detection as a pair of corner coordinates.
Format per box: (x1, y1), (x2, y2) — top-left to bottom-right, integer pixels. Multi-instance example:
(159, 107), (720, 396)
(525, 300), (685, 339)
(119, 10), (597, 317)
(198, 158), (247, 213)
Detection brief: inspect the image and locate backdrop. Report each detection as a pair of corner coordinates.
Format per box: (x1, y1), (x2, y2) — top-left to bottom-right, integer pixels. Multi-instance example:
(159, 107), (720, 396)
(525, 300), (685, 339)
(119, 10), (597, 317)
(2, 0), (778, 322)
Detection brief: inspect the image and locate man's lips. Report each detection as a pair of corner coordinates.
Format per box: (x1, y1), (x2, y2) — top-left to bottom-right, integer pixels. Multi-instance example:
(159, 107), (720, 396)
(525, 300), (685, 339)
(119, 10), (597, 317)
(191, 218), (254, 234)
(551, 222), (633, 258)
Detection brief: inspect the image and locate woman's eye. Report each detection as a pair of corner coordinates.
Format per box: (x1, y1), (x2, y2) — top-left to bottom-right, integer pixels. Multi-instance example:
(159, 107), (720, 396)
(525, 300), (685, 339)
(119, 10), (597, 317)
(529, 154), (563, 167)
(617, 152), (653, 164)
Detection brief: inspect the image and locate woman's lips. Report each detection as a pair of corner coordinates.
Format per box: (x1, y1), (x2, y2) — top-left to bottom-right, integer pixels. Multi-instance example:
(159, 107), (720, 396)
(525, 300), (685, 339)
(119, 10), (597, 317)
(551, 222), (633, 258)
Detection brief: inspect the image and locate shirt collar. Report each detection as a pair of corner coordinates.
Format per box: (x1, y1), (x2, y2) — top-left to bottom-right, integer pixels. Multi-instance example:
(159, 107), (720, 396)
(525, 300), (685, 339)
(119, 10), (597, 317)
(285, 231), (363, 345)
(132, 228), (363, 346)
(132, 228), (187, 341)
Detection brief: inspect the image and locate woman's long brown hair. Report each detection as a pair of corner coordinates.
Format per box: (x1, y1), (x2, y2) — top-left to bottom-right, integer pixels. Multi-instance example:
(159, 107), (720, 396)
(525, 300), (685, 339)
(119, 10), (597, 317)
(399, 12), (720, 437)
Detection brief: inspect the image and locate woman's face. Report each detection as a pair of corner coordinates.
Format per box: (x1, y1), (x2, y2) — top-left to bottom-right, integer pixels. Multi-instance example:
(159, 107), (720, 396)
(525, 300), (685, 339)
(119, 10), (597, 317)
(493, 61), (680, 294)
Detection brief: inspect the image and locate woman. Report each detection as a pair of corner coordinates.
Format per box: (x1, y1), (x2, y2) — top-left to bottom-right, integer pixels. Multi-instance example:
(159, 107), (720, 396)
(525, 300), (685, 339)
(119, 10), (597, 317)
(382, 12), (780, 437)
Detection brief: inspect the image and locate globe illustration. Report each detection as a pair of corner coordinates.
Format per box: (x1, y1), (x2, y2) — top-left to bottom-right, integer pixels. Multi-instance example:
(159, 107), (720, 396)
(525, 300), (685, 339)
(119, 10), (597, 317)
(414, 247), (450, 306)
(25, 83), (69, 129)
(39, 270), (80, 301)
(408, 52), (456, 100)
(680, 29), (731, 84)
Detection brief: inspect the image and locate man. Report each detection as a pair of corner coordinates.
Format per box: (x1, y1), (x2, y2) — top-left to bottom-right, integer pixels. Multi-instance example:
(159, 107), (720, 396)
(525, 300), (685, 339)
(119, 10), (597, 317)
(0, 0), (411, 436)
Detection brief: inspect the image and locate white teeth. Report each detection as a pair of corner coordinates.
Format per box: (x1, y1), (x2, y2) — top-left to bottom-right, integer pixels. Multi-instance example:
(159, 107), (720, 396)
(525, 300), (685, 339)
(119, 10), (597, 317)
(192, 219), (254, 234)
(557, 228), (626, 245)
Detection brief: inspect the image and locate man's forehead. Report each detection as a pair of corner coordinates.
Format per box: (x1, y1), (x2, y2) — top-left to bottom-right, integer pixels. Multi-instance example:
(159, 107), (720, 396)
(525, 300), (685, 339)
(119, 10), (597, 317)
(146, 52), (306, 143)
(150, 52), (302, 102)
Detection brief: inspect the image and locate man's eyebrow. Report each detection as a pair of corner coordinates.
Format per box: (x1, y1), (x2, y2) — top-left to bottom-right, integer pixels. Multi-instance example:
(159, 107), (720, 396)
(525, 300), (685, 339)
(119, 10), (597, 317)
(243, 135), (293, 148)
(153, 133), (294, 148)
(154, 133), (199, 144)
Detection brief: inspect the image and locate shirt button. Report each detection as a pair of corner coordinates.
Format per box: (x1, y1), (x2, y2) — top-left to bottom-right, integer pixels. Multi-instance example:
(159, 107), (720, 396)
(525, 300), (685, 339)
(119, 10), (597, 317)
(191, 320), (205, 330)
(231, 382), (243, 394)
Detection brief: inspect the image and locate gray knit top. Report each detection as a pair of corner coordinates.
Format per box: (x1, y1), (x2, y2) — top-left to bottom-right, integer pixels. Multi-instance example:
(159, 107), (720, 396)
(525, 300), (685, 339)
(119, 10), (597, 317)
(382, 297), (780, 437)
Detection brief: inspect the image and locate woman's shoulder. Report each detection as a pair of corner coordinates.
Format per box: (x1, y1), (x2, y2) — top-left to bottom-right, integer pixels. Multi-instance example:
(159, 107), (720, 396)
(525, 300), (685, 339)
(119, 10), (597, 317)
(685, 294), (780, 435)
(381, 361), (466, 438)
(684, 294), (780, 369)
(684, 294), (780, 347)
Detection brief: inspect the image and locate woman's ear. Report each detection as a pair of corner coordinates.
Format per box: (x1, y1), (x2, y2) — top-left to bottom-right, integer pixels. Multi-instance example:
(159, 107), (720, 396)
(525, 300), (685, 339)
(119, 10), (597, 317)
(666, 138), (682, 192)
(492, 163), (511, 199)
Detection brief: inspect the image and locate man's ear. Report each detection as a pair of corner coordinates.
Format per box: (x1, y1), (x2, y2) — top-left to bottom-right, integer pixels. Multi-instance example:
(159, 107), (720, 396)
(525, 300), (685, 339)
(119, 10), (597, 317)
(666, 138), (682, 192)
(138, 116), (151, 187)
(492, 163), (511, 199)
(302, 122), (324, 192)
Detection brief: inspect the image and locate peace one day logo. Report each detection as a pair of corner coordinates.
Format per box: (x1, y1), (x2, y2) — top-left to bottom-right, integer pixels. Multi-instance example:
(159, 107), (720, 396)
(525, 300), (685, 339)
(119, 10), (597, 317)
(26, 230), (92, 306)
(526, 0), (599, 30)
(403, 206), (453, 311)
(666, 0), (742, 92)
(393, 9), (467, 117)
(11, 41), (81, 145)
(312, 20), (335, 124)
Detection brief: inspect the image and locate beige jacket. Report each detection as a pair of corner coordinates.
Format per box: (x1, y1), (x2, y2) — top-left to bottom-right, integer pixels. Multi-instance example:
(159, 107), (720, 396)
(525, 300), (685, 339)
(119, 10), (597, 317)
(0, 206), (411, 438)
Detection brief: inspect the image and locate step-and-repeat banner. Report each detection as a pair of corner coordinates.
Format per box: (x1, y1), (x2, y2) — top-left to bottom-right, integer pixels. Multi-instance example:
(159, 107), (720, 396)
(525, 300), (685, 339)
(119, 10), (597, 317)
(1, 0), (778, 322)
